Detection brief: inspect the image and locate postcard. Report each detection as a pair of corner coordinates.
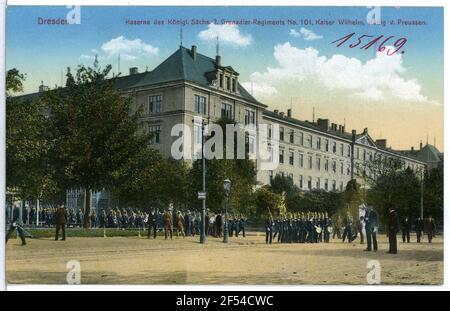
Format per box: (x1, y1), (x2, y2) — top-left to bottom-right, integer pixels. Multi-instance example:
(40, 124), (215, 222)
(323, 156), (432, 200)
(3, 4), (444, 287)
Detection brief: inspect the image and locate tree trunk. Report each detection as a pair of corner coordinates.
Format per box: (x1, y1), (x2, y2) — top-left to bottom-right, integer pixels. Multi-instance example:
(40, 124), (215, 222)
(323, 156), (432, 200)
(83, 188), (91, 229)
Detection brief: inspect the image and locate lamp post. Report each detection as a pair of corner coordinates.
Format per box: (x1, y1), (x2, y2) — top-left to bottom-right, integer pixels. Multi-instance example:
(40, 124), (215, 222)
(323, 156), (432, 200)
(223, 179), (231, 243)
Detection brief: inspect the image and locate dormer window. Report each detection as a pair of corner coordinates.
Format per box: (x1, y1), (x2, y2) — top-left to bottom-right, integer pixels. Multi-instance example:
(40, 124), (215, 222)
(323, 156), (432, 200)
(219, 73), (224, 88)
(226, 76), (231, 90)
(232, 78), (236, 92)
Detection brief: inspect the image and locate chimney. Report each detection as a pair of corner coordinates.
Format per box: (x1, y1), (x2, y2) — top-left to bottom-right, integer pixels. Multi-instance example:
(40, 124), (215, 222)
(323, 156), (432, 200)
(317, 118), (329, 131)
(352, 130), (357, 143)
(341, 125), (345, 133)
(129, 67), (138, 75)
(191, 45), (197, 61)
(274, 109), (279, 114)
(363, 127), (368, 135)
(287, 109), (292, 118)
(411, 146), (414, 152)
(375, 139), (387, 149)
(420, 141), (423, 150)
(279, 112), (285, 118)
(338, 125), (342, 132)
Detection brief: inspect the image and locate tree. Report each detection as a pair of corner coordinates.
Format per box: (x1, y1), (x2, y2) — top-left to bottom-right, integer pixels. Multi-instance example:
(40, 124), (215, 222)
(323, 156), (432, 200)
(188, 117), (257, 215)
(423, 167), (443, 222)
(254, 185), (281, 219)
(44, 64), (149, 228)
(6, 69), (57, 202)
(270, 174), (299, 197)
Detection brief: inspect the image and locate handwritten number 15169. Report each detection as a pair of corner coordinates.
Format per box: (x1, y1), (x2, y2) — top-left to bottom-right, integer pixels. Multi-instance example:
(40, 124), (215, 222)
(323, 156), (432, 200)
(331, 33), (407, 56)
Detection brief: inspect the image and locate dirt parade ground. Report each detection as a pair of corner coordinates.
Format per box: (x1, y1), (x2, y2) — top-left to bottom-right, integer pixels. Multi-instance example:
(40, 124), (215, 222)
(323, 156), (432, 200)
(6, 232), (443, 285)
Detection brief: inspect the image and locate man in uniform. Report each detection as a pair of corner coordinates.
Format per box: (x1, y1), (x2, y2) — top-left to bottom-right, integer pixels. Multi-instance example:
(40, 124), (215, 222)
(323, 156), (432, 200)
(6, 203), (27, 246)
(164, 208), (173, 240)
(265, 215), (274, 244)
(55, 203), (67, 241)
(401, 216), (412, 243)
(147, 208), (158, 239)
(364, 206), (378, 252)
(424, 215), (436, 243)
(415, 216), (424, 243)
(387, 205), (399, 254)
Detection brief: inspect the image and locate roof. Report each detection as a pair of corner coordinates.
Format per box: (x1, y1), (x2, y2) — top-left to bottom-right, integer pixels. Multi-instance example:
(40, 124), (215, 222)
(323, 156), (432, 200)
(115, 46), (263, 105)
(13, 46), (263, 106)
(399, 144), (443, 163)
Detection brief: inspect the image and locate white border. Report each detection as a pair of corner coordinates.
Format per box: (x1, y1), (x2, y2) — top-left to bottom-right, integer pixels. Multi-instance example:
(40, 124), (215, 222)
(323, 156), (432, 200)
(1, 0), (448, 292)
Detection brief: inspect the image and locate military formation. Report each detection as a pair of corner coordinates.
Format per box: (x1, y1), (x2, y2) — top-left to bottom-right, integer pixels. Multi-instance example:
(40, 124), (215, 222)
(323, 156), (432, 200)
(265, 212), (332, 244)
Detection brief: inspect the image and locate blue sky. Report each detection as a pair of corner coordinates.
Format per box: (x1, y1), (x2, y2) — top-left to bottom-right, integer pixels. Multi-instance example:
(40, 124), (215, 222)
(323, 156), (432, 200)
(6, 6), (444, 150)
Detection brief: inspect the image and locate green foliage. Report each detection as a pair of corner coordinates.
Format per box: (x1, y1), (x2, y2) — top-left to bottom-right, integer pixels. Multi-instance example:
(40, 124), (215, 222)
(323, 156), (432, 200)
(254, 185), (281, 219)
(6, 69), (58, 201)
(270, 174), (299, 197)
(423, 167), (443, 221)
(367, 167), (421, 222)
(287, 190), (344, 215)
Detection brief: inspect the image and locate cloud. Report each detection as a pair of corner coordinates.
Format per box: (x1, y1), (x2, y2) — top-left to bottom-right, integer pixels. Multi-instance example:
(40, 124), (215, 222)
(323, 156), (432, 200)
(100, 35), (159, 60)
(198, 23), (252, 47)
(290, 27), (323, 41)
(245, 42), (439, 105)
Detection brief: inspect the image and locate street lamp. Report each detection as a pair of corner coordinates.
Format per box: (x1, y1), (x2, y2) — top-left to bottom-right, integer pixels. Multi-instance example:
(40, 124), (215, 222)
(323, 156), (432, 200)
(223, 179), (231, 243)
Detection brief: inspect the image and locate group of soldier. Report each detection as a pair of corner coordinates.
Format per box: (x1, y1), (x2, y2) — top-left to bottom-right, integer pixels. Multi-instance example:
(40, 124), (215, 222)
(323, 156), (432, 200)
(265, 212), (332, 245)
(264, 204), (438, 255)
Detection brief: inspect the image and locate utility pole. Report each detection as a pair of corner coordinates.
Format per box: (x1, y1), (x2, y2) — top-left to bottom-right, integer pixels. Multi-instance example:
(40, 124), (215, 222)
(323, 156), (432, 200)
(420, 168), (424, 219)
(200, 120), (207, 244)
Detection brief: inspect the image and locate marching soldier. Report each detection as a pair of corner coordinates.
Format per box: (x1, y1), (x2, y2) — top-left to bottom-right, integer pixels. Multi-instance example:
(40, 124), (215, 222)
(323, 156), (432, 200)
(424, 215), (436, 243)
(364, 206), (378, 252)
(401, 216), (412, 243)
(415, 216), (424, 243)
(147, 208), (158, 239)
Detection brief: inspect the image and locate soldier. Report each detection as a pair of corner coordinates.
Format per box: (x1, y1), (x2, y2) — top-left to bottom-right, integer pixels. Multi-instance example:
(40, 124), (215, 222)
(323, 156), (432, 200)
(265, 215), (274, 244)
(184, 211), (191, 237)
(424, 215), (436, 243)
(164, 208), (173, 240)
(90, 210), (97, 228)
(387, 205), (399, 254)
(273, 216), (281, 242)
(401, 216), (412, 243)
(176, 211), (185, 238)
(415, 216), (424, 243)
(323, 213), (331, 243)
(364, 206), (378, 252)
(342, 212), (353, 243)
(237, 214), (246, 238)
(6, 203), (27, 246)
(147, 208), (158, 239)
(357, 216), (365, 244)
(55, 203), (67, 241)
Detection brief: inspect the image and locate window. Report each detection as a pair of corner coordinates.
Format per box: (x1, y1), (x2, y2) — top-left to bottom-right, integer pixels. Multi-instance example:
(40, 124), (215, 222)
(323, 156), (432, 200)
(299, 132), (304, 146)
(357, 148), (360, 159)
(279, 150), (284, 164)
(149, 95), (163, 113)
(332, 141), (337, 153)
(332, 160), (337, 173)
(307, 134), (313, 148)
(226, 76), (231, 90)
(268, 146), (273, 162)
(194, 95), (207, 114)
(280, 127), (285, 141)
(149, 125), (161, 144)
(194, 123), (202, 146)
(316, 178), (321, 189)
(248, 136), (256, 155)
(221, 103), (233, 118)
(317, 137), (321, 150)
(347, 145), (351, 157)
(244, 110), (255, 125)
(340, 162), (344, 174)
(363, 150), (366, 161)
(289, 151), (294, 166)
(347, 166), (350, 175)
(308, 176), (312, 190)
(289, 130), (294, 143)
(308, 155), (313, 169)
(299, 175), (303, 189)
(325, 139), (329, 152)
(332, 180), (337, 191)
(316, 157), (321, 170)
(268, 124), (273, 138)
(219, 73), (223, 88)
(232, 78), (236, 92)
(325, 179), (329, 191)
(325, 159), (329, 171)
(299, 152), (304, 168)
(341, 143), (344, 156)
(269, 170), (273, 183)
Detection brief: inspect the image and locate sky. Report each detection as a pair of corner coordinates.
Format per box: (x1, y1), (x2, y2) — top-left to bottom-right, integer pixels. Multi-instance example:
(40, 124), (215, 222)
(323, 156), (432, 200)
(6, 6), (444, 151)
